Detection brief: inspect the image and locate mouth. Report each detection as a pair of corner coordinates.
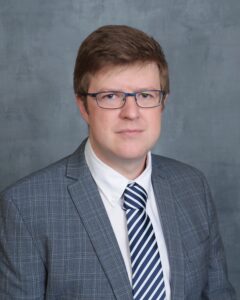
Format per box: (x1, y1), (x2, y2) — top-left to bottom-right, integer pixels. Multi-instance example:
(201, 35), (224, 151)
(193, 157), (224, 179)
(116, 129), (144, 137)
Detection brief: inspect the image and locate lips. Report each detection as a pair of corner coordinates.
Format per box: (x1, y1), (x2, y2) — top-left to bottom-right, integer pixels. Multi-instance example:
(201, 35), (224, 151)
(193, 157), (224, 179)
(117, 129), (143, 133)
(116, 129), (144, 137)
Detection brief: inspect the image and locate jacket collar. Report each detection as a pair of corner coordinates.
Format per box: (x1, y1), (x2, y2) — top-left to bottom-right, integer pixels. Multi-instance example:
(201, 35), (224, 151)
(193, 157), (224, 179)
(66, 142), (184, 299)
(152, 155), (185, 299)
(66, 139), (133, 300)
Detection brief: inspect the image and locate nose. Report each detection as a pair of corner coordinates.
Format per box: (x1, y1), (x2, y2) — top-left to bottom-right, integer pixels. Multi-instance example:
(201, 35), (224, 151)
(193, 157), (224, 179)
(119, 95), (140, 120)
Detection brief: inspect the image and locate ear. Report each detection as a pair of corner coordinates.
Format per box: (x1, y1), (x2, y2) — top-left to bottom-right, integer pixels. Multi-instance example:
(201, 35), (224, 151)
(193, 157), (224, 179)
(76, 96), (89, 124)
(161, 93), (169, 111)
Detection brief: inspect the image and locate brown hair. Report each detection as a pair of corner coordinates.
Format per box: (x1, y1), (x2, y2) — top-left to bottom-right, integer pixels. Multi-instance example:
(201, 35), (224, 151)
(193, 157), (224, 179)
(73, 25), (169, 99)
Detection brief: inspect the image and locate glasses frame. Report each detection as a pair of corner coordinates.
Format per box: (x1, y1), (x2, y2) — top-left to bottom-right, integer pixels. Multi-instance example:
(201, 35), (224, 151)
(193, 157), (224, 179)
(79, 90), (167, 109)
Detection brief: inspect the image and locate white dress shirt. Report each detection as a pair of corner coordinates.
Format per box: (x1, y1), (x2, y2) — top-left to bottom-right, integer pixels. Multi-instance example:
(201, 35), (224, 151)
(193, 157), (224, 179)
(84, 139), (171, 299)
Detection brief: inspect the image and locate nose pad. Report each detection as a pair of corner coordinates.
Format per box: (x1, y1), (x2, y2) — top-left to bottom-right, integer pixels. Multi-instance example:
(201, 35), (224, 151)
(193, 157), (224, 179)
(120, 95), (140, 118)
(123, 95), (137, 106)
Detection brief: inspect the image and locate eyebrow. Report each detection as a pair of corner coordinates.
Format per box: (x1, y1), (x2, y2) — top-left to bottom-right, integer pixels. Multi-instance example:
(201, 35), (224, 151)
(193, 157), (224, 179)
(92, 87), (161, 92)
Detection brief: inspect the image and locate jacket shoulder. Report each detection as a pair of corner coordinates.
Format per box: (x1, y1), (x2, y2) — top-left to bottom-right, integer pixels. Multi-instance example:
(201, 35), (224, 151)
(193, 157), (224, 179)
(1, 140), (87, 198)
(1, 155), (71, 200)
(151, 154), (205, 181)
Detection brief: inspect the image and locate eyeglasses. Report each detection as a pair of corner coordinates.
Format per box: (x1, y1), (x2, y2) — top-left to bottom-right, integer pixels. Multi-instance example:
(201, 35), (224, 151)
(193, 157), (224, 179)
(79, 90), (167, 109)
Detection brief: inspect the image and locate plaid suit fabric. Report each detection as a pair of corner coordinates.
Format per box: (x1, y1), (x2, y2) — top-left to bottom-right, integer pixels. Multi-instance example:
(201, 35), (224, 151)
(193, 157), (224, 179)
(0, 141), (236, 299)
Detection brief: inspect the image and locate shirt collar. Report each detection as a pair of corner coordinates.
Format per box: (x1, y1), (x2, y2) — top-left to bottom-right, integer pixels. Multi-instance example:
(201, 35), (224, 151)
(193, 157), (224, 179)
(84, 139), (152, 207)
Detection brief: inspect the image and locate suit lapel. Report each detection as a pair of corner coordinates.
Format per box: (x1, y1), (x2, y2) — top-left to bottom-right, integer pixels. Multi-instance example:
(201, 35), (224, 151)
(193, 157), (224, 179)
(66, 142), (132, 300)
(152, 157), (185, 300)
(66, 142), (185, 299)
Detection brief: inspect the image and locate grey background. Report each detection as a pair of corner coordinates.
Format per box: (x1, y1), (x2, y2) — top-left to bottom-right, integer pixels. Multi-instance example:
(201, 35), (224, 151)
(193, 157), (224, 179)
(0, 0), (239, 296)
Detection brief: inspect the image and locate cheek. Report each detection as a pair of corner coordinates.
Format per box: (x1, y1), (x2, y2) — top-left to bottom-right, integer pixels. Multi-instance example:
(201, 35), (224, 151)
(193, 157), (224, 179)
(92, 112), (118, 128)
(88, 113), (113, 136)
(148, 111), (162, 129)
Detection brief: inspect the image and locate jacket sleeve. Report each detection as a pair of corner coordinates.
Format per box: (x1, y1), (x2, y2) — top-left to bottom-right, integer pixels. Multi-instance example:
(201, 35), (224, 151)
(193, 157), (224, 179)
(201, 176), (237, 300)
(0, 193), (46, 299)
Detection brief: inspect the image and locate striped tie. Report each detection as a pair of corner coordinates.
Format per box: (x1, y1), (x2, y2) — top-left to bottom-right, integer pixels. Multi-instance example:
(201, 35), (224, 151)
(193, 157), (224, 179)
(123, 182), (166, 300)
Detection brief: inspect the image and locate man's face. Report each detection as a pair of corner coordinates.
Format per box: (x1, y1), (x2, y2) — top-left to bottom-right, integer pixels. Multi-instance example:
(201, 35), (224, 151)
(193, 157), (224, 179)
(77, 62), (163, 174)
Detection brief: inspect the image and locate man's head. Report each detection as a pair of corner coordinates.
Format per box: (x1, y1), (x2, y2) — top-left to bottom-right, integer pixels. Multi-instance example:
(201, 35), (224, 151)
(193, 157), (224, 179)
(74, 25), (169, 178)
(73, 25), (169, 105)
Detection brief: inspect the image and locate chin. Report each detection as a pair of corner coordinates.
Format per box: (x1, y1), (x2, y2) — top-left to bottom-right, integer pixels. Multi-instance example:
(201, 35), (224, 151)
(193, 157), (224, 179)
(116, 141), (152, 156)
(115, 149), (148, 162)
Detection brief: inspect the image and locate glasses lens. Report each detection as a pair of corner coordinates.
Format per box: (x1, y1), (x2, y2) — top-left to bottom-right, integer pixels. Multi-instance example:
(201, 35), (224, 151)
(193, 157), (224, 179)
(136, 90), (163, 107)
(97, 92), (124, 108)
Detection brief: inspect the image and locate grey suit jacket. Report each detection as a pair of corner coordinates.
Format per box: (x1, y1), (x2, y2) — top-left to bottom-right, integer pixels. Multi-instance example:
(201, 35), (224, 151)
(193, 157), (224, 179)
(0, 141), (236, 299)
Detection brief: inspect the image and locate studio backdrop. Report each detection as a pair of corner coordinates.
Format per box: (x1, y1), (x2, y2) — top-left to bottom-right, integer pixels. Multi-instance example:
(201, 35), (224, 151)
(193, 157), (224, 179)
(0, 0), (239, 296)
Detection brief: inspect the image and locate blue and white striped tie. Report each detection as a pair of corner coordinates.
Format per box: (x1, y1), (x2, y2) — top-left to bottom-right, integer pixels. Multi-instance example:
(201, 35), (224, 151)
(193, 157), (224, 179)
(123, 182), (166, 300)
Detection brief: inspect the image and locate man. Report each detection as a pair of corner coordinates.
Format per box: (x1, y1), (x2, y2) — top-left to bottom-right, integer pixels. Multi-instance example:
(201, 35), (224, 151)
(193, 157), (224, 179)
(0, 25), (236, 299)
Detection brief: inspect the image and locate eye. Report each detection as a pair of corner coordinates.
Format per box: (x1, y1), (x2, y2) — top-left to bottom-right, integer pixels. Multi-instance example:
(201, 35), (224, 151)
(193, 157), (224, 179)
(101, 92), (117, 101)
(138, 91), (154, 99)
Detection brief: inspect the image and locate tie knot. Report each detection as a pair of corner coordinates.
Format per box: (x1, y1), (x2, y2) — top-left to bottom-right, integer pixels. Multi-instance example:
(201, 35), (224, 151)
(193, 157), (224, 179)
(123, 182), (148, 211)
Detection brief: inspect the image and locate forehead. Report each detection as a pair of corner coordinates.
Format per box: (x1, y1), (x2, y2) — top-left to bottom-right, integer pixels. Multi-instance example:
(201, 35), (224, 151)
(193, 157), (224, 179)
(88, 62), (161, 91)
